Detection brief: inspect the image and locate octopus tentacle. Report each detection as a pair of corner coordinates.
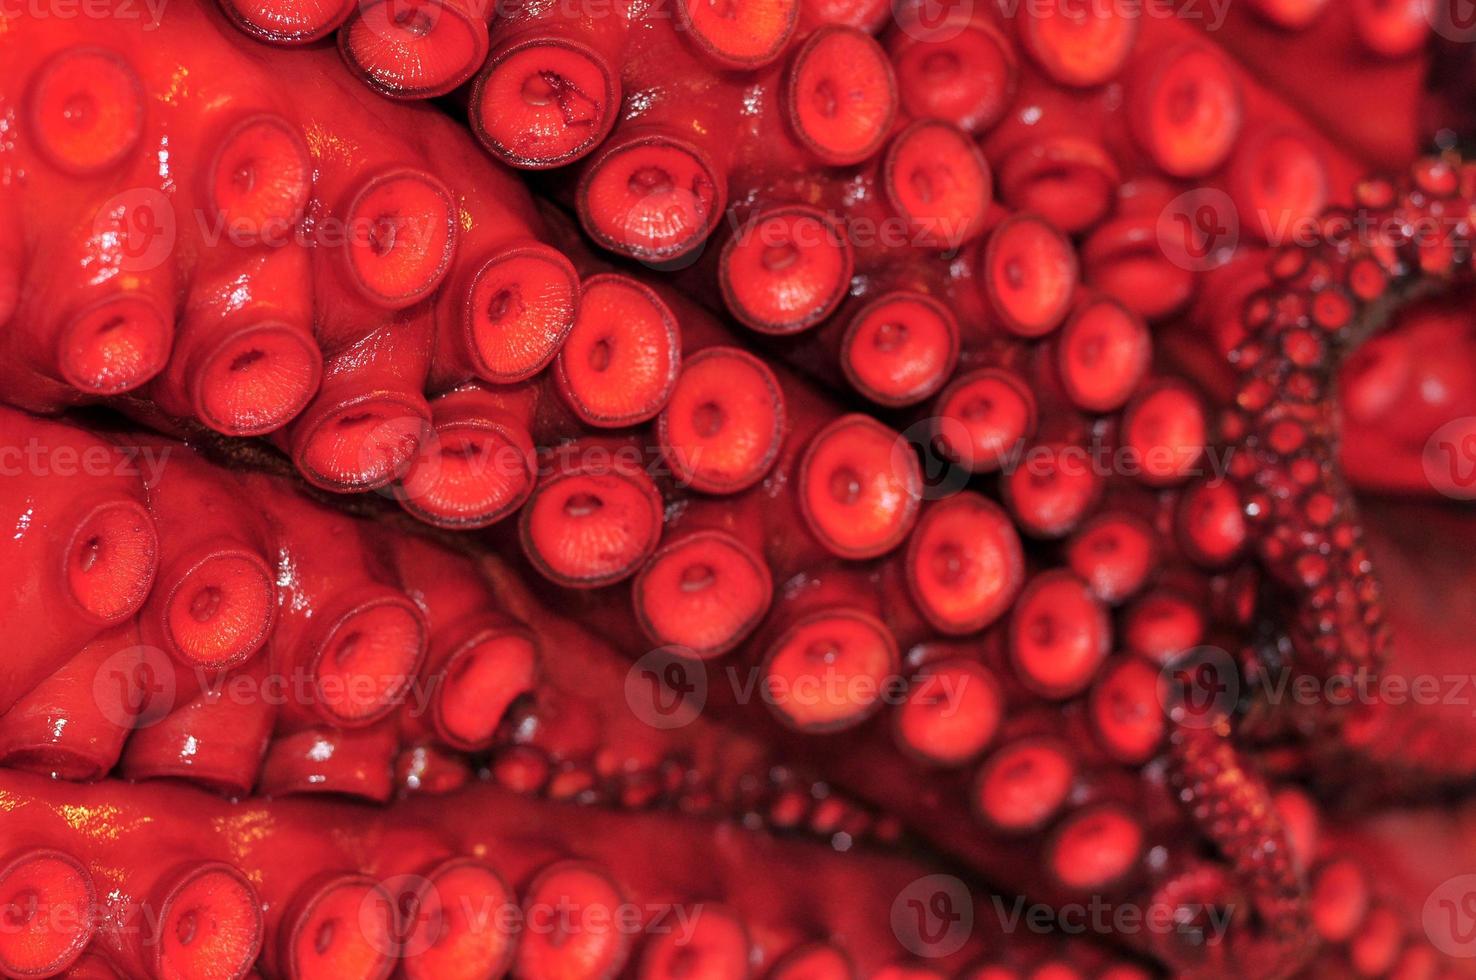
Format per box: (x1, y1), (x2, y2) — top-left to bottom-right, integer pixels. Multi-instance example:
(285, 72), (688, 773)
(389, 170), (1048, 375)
(1226, 156), (1476, 728)
(1158, 721), (1311, 979)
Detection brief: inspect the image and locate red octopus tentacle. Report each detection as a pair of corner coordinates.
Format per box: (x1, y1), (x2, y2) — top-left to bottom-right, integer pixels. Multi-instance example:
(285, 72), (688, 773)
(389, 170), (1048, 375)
(1225, 158), (1476, 723)
(1157, 721), (1311, 978)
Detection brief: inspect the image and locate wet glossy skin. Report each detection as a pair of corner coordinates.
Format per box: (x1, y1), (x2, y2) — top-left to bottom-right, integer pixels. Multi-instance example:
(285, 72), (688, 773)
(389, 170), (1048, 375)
(0, 2), (555, 497)
(0, 1), (1471, 979)
(0, 770), (1160, 978)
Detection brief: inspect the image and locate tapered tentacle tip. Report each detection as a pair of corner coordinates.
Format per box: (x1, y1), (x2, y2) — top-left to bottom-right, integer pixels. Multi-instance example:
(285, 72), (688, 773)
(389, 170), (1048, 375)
(799, 414), (921, 559)
(579, 135), (723, 262)
(28, 46), (144, 176)
(342, 169), (457, 309)
(283, 874), (398, 980)
(0, 849), (95, 978)
(189, 321), (322, 436)
(311, 593), (427, 725)
(659, 346), (784, 494)
(519, 453), (664, 588)
(719, 206), (852, 335)
(556, 275), (680, 427)
(340, 0), (490, 99)
(66, 498), (158, 625)
(905, 493), (1023, 635)
(402, 860), (518, 980)
(158, 547), (275, 669)
(294, 393), (432, 493)
(152, 862), (263, 980)
(208, 113), (313, 237)
(763, 610), (898, 732)
(634, 530), (773, 658)
(461, 243), (579, 383)
(58, 295), (173, 396)
(638, 904), (751, 980)
(785, 27), (897, 166)
(472, 39), (619, 169)
(433, 629), (538, 750)
(842, 292), (959, 407)
(517, 862), (630, 980)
